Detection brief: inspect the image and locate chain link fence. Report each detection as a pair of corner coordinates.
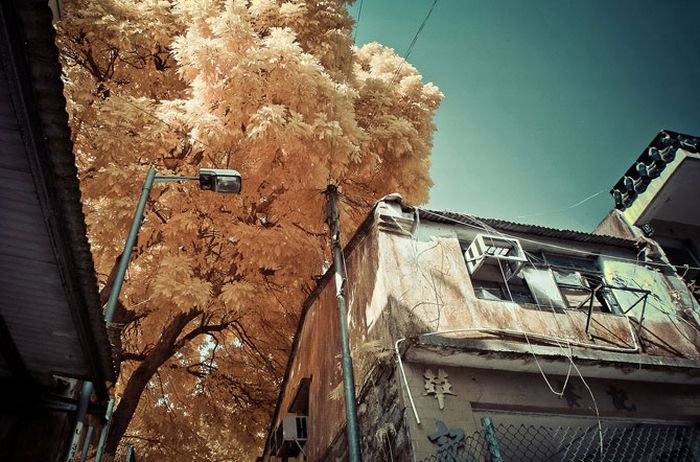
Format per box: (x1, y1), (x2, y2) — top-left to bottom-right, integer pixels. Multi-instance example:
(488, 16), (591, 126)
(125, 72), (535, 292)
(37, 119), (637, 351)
(420, 422), (700, 462)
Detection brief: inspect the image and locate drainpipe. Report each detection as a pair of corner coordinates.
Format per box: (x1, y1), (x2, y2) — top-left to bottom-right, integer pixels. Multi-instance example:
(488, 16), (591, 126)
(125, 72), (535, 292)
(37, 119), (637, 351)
(79, 425), (94, 462)
(94, 399), (115, 462)
(65, 381), (93, 462)
(124, 444), (135, 462)
(104, 166), (156, 324)
(324, 185), (362, 462)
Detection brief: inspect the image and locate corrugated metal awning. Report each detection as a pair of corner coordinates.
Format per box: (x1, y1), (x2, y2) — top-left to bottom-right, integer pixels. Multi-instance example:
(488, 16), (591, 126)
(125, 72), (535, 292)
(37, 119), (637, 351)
(0, 0), (114, 394)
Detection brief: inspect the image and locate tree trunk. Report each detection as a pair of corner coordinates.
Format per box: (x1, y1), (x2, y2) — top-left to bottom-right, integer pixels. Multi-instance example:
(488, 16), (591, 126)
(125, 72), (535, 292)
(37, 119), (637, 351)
(104, 310), (200, 456)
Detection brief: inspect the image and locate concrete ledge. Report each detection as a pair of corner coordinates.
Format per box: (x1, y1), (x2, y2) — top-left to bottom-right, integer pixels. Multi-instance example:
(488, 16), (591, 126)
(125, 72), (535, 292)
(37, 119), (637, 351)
(405, 336), (700, 385)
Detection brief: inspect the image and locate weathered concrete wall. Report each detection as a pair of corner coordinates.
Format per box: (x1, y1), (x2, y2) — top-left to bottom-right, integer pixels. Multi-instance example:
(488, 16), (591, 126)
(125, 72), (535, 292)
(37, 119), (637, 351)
(321, 362), (412, 462)
(594, 210), (640, 241)
(269, 221), (386, 461)
(374, 211), (700, 359)
(400, 362), (700, 461)
(268, 200), (700, 461)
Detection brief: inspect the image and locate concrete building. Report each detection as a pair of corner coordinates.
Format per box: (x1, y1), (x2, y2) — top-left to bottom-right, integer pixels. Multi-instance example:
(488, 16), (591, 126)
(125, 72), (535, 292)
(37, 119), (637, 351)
(599, 130), (700, 303)
(263, 132), (700, 461)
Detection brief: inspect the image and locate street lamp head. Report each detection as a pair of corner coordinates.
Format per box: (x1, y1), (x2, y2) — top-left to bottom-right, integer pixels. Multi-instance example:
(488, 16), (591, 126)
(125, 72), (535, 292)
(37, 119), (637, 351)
(199, 168), (242, 194)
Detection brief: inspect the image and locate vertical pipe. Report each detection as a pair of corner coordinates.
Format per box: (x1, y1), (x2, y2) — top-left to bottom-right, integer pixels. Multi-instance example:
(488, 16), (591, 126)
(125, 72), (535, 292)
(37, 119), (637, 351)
(104, 166), (156, 324)
(124, 444), (134, 462)
(94, 399), (115, 462)
(324, 185), (362, 462)
(78, 425), (94, 462)
(65, 381), (93, 462)
(481, 417), (504, 462)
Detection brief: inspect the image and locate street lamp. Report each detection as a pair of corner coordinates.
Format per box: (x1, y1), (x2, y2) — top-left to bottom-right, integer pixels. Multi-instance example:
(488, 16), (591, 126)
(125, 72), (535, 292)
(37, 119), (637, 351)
(103, 166), (241, 323)
(199, 168), (242, 194)
(92, 165), (241, 462)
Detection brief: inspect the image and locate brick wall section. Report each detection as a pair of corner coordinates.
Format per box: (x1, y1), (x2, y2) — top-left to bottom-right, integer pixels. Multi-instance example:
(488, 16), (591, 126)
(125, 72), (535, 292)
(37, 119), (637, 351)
(321, 362), (413, 461)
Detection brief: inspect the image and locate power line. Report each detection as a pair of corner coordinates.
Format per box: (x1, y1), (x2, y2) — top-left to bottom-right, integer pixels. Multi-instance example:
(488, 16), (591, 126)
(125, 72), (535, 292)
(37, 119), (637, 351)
(353, 0), (364, 43)
(515, 189), (607, 220)
(363, 0), (439, 134)
(403, 0), (438, 63)
(417, 207), (700, 272)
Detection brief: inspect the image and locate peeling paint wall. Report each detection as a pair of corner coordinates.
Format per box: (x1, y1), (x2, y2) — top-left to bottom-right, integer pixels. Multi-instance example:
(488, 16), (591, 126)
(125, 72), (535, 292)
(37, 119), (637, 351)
(267, 201), (700, 461)
(267, 221), (387, 461)
(373, 206), (700, 359)
(401, 362), (700, 461)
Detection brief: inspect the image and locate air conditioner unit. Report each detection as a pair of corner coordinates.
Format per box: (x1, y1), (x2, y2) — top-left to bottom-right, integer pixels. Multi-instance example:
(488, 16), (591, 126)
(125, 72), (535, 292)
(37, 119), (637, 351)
(271, 415), (308, 457)
(465, 234), (526, 279)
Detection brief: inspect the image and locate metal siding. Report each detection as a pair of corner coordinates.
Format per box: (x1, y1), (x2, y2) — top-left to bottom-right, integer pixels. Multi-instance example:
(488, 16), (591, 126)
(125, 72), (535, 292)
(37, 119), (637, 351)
(419, 209), (641, 250)
(0, 56), (90, 383)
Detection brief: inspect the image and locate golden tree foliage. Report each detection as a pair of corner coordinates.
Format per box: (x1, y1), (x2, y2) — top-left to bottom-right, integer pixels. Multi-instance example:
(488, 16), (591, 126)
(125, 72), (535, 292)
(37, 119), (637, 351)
(58, 0), (442, 460)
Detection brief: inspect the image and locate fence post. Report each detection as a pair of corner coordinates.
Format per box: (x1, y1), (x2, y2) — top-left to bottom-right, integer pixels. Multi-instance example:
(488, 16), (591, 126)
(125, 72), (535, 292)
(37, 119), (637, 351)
(481, 417), (504, 462)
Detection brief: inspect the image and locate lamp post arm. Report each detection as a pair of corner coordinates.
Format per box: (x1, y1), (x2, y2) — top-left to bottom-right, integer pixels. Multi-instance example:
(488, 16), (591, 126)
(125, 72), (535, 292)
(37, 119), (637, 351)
(104, 166), (156, 324)
(153, 175), (199, 182)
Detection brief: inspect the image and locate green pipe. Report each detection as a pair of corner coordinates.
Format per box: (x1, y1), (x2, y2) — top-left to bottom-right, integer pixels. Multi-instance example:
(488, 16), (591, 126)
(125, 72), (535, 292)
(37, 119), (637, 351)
(325, 185), (362, 462)
(65, 382), (93, 462)
(94, 396), (115, 461)
(104, 166), (156, 324)
(481, 417), (504, 462)
(124, 444), (134, 462)
(78, 425), (94, 462)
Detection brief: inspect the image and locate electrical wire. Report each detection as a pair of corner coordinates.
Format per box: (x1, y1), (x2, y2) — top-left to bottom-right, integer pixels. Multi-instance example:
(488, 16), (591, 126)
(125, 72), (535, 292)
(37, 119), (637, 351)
(400, 0), (439, 70)
(417, 208), (700, 272)
(495, 240), (606, 457)
(390, 206), (638, 457)
(362, 0), (439, 134)
(353, 0), (363, 43)
(515, 189), (607, 220)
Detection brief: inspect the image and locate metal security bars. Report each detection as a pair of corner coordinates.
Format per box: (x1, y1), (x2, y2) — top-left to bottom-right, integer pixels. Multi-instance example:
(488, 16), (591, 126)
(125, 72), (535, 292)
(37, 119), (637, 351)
(420, 422), (700, 462)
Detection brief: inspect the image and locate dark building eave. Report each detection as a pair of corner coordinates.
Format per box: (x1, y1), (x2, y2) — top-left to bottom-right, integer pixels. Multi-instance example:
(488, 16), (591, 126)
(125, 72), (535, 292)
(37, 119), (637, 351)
(0, 0), (115, 395)
(610, 129), (700, 212)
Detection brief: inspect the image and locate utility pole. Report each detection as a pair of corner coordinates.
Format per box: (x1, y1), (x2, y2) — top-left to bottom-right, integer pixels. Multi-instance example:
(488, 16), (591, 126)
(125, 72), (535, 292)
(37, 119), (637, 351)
(324, 185), (362, 462)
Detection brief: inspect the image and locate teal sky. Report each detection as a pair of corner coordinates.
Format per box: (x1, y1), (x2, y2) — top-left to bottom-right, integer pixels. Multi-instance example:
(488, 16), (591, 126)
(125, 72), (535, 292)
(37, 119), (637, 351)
(350, 0), (700, 231)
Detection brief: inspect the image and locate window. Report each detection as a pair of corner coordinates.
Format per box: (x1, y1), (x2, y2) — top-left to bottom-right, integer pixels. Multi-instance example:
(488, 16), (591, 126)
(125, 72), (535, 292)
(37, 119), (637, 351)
(472, 277), (535, 303)
(656, 237), (700, 290)
(464, 243), (623, 314)
(470, 261), (535, 303)
(545, 253), (621, 314)
(288, 377), (311, 416)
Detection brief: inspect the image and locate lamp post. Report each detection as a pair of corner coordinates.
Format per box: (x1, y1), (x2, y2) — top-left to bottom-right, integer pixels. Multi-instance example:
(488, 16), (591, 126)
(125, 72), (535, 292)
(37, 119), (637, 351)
(103, 165), (242, 324)
(94, 165), (241, 462)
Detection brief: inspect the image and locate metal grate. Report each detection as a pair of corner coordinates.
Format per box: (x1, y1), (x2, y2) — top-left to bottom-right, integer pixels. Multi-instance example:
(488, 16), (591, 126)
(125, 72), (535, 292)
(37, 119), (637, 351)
(420, 422), (700, 462)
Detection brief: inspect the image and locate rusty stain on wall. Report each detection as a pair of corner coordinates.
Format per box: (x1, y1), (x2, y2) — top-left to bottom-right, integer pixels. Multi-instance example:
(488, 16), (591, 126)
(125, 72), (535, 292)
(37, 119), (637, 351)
(265, 198), (700, 461)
